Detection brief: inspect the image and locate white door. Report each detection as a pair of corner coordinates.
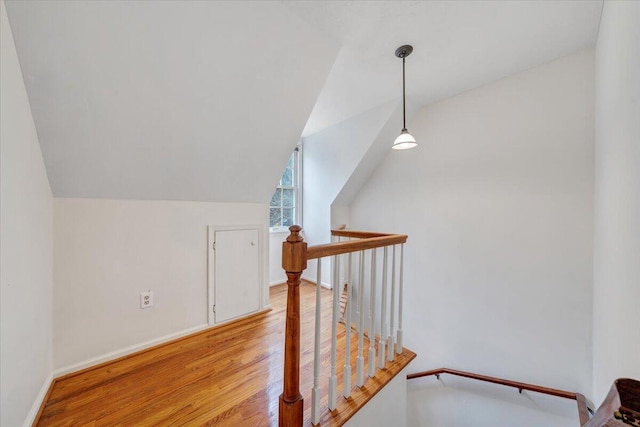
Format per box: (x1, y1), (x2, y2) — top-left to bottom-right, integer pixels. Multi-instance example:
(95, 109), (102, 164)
(213, 228), (261, 324)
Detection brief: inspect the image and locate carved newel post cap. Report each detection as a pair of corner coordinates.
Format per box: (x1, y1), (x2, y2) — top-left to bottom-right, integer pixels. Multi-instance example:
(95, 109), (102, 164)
(287, 225), (303, 242)
(282, 225), (307, 273)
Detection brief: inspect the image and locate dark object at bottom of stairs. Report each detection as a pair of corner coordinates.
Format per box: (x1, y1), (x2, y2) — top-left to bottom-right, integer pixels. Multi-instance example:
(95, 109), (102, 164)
(584, 378), (640, 427)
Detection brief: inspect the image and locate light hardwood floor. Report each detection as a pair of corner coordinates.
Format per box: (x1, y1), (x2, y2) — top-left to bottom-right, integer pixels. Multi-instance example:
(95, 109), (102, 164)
(36, 281), (415, 426)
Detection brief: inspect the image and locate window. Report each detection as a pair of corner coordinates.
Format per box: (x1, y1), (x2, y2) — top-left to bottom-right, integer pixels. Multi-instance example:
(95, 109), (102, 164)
(270, 147), (301, 231)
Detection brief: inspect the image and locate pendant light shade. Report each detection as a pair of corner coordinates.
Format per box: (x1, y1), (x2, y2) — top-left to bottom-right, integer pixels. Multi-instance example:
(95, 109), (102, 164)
(392, 129), (417, 150)
(392, 45), (417, 150)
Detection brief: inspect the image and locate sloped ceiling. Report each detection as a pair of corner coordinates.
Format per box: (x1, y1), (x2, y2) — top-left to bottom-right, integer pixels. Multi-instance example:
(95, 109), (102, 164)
(4, 1), (338, 202)
(5, 0), (603, 203)
(333, 100), (418, 206)
(285, 0), (603, 137)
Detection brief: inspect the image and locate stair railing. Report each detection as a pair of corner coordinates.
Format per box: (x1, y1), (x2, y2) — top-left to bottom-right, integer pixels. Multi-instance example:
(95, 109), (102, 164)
(407, 368), (595, 425)
(408, 369), (640, 427)
(279, 225), (408, 427)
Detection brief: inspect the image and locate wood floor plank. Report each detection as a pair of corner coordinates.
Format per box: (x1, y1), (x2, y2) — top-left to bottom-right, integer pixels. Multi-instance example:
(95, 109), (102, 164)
(36, 281), (415, 426)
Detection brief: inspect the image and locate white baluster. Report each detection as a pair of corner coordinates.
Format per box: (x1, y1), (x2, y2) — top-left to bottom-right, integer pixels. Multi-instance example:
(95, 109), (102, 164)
(347, 246), (352, 292)
(356, 250), (365, 387)
(343, 253), (352, 398)
(387, 245), (396, 361)
(329, 255), (340, 410)
(396, 244), (404, 354)
(341, 238), (350, 292)
(378, 246), (388, 369)
(368, 249), (377, 378)
(311, 258), (322, 425)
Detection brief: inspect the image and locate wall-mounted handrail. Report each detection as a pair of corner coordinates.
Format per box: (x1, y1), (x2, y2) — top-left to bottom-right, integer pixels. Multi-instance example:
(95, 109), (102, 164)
(407, 367), (579, 400)
(408, 367), (595, 426)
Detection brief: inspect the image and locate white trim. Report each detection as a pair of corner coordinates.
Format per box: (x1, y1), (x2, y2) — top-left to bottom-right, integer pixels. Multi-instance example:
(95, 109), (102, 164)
(269, 145), (302, 229)
(269, 227), (291, 235)
(23, 372), (54, 427)
(208, 226), (214, 325)
(273, 277), (332, 289)
(202, 308), (271, 330)
(302, 274), (333, 289)
(295, 143), (303, 227)
(273, 276), (331, 289)
(53, 323), (208, 377)
(208, 224), (266, 326)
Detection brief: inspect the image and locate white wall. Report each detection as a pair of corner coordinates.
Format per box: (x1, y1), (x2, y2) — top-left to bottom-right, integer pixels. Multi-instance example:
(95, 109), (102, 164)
(0, 1), (54, 425)
(303, 102), (397, 245)
(269, 231), (288, 286)
(344, 368), (408, 427)
(593, 0), (640, 402)
(302, 102), (398, 284)
(351, 51), (595, 425)
(408, 376), (579, 427)
(331, 205), (351, 231)
(53, 198), (268, 373)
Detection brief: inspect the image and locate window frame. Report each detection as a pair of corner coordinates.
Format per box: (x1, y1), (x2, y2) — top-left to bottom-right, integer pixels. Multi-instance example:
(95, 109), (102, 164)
(269, 146), (302, 233)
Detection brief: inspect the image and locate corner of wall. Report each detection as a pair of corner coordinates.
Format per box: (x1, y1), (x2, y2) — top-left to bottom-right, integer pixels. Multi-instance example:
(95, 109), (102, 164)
(592, 0), (640, 402)
(1, 1), (54, 424)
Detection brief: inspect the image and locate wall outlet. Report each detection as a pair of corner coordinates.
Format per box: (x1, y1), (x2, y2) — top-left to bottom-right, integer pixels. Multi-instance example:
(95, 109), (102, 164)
(140, 291), (153, 309)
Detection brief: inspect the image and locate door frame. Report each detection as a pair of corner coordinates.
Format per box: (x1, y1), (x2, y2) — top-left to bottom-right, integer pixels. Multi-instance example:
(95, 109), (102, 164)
(208, 224), (266, 326)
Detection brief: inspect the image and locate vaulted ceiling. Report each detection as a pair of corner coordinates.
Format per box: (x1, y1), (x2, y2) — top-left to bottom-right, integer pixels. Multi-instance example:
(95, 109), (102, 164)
(4, 0), (603, 203)
(285, 0), (603, 136)
(5, 1), (338, 202)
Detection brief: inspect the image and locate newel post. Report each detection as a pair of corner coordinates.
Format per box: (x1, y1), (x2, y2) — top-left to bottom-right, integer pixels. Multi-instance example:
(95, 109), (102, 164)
(279, 225), (307, 427)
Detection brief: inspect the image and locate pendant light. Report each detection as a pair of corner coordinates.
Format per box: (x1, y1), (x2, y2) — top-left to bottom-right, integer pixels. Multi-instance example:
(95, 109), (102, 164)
(392, 45), (418, 150)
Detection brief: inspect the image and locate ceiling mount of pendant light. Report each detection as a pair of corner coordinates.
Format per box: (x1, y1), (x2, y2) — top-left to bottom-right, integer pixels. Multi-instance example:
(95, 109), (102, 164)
(392, 44), (418, 150)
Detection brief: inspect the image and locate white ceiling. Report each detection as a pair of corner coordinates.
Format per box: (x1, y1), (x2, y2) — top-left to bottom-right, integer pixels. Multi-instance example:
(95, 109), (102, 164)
(4, 0), (602, 202)
(5, 0), (338, 202)
(284, 0), (603, 136)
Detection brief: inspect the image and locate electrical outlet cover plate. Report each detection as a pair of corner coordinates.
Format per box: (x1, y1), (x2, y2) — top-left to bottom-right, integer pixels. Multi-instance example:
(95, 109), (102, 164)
(140, 291), (153, 309)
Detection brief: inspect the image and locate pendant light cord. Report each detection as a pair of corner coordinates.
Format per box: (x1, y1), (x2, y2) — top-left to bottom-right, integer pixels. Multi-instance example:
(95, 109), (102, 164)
(402, 57), (406, 130)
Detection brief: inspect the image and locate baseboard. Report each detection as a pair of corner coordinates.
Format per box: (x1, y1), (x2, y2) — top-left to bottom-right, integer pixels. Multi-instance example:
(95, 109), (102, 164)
(53, 323), (209, 378)
(24, 372), (54, 427)
(301, 275), (333, 289)
(271, 276), (332, 289)
(319, 281), (332, 289)
(207, 307), (271, 328)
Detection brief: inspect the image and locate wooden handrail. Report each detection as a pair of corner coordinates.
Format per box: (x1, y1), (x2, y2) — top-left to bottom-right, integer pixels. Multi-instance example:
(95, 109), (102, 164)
(331, 229), (396, 239)
(407, 368), (610, 426)
(407, 368), (579, 400)
(307, 234), (407, 259)
(279, 225), (408, 426)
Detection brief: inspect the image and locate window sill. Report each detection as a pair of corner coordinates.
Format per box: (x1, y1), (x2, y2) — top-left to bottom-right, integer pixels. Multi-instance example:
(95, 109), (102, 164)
(269, 228), (291, 235)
